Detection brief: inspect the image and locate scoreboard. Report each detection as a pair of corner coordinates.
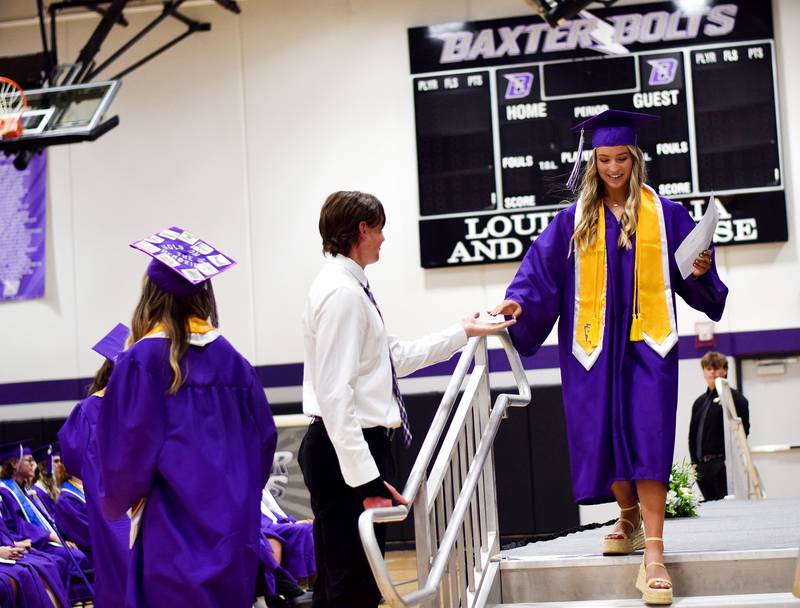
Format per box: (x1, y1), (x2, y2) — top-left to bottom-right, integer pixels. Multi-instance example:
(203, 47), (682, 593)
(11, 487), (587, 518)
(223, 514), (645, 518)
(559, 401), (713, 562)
(409, 0), (786, 268)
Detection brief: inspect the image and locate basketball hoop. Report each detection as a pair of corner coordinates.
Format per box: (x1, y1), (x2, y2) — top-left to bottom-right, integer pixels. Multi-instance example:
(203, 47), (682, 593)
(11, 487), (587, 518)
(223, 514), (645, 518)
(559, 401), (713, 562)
(0, 77), (27, 139)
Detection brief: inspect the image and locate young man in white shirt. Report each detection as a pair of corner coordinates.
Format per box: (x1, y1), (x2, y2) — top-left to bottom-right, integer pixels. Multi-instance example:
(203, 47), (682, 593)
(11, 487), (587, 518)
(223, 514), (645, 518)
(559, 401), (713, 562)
(299, 190), (513, 607)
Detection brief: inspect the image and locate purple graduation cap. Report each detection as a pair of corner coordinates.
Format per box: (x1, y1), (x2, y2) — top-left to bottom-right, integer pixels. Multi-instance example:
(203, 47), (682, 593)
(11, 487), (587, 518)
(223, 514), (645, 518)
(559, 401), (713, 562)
(130, 227), (237, 297)
(32, 443), (60, 473)
(566, 109), (660, 190)
(0, 441), (30, 463)
(92, 323), (129, 362)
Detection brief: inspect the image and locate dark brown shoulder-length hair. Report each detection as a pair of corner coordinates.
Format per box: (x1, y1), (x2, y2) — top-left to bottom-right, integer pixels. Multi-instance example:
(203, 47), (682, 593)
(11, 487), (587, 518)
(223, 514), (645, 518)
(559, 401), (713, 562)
(319, 191), (385, 257)
(87, 359), (114, 396)
(128, 275), (219, 394)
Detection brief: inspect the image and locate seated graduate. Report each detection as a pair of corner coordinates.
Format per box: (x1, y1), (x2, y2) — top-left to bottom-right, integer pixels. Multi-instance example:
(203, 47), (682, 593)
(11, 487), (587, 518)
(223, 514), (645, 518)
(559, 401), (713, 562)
(0, 537), (65, 608)
(0, 442), (93, 603)
(59, 323), (131, 608)
(257, 534), (311, 608)
(53, 467), (90, 563)
(0, 524), (72, 608)
(96, 228), (278, 608)
(0, 445), (73, 607)
(258, 521), (312, 608)
(261, 488), (315, 583)
(31, 445), (59, 521)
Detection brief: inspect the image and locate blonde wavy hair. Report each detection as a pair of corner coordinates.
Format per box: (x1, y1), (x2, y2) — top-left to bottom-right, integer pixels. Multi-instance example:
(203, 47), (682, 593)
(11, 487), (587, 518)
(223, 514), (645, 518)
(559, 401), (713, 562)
(572, 145), (648, 253)
(128, 276), (219, 394)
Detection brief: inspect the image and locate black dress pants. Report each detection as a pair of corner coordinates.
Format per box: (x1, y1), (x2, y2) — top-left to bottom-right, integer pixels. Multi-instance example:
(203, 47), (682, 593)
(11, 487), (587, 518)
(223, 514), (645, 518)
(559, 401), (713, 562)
(298, 421), (395, 608)
(697, 456), (728, 501)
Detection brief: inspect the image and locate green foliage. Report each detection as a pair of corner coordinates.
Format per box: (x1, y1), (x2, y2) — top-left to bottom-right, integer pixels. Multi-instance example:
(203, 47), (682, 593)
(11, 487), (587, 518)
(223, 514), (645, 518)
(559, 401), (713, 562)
(665, 460), (700, 518)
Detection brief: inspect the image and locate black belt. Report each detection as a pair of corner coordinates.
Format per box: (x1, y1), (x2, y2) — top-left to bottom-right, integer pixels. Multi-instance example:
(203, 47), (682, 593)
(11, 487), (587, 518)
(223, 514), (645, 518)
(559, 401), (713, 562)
(701, 453), (725, 463)
(310, 416), (396, 440)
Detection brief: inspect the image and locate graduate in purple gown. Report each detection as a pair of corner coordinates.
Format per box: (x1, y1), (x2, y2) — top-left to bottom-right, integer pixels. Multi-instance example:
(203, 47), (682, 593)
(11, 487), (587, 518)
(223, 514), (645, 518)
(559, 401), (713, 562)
(58, 323), (131, 608)
(0, 533), (67, 608)
(53, 477), (90, 562)
(492, 110), (727, 606)
(260, 489), (315, 582)
(0, 447), (73, 607)
(96, 227), (278, 608)
(30, 446), (59, 524)
(0, 446), (93, 603)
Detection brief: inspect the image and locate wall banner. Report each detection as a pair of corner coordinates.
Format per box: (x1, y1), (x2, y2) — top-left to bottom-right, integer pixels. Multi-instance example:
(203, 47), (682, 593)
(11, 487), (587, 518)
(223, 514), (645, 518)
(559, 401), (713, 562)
(0, 154), (46, 301)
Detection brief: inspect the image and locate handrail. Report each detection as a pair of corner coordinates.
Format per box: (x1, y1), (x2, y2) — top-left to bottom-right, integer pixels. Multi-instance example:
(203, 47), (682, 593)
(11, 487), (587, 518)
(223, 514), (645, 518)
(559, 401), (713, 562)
(358, 330), (531, 607)
(750, 444), (800, 454)
(716, 378), (765, 500)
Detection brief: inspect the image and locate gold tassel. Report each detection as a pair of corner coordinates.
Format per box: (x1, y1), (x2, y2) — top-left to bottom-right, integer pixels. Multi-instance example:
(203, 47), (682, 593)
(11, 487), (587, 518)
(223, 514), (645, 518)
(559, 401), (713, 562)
(630, 314), (643, 341)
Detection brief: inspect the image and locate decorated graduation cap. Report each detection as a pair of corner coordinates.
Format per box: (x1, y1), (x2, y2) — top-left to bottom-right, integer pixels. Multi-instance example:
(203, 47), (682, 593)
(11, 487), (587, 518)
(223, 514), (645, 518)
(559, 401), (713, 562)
(566, 109), (660, 190)
(0, 440), (30, 463)
(130, 227), (236, 297)
(92, 323), (129, 362)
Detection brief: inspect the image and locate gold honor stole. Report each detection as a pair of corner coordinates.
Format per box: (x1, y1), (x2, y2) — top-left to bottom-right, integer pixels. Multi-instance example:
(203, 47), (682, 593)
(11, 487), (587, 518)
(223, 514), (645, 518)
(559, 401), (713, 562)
(129, 315), (219, 548)
(572, 185), (678, 371)
(143, 316), (219, 343)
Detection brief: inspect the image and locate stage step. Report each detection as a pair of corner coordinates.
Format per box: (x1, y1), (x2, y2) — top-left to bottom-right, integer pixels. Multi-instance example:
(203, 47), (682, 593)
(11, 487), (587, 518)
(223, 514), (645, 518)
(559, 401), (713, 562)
(497, 498), (800, 604)
(493, 591), (800, 607)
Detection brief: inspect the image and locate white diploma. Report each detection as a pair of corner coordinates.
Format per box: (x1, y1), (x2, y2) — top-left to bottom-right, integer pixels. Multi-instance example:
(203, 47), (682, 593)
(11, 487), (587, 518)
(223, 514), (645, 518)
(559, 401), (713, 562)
(675, 195), (719, 280)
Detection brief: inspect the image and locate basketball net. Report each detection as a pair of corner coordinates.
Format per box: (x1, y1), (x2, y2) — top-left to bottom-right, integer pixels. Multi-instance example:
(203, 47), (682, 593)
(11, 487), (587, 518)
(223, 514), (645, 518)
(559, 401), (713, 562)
(0, 77), (27, 139)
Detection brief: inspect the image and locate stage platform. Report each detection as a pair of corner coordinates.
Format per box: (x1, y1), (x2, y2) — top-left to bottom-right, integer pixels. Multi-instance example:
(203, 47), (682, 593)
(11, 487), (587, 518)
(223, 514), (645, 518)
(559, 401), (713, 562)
(495, 497), (800, 607)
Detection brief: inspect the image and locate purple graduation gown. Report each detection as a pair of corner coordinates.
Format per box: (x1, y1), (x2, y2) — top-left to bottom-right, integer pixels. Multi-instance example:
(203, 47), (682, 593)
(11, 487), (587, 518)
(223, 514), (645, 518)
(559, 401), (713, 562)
(0, 482), (93, 601)
(59, 394), (130, 608)
(0, 502), (71, 608)
(259, 514), (315, 580)
(505, 197), (728, 504)
(54, 485), (91, 561)
(97, 334), (278, 608)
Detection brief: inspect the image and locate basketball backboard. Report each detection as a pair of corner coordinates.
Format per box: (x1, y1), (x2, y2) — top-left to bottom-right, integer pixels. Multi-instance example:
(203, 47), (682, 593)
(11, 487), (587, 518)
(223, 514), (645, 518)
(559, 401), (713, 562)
(0, 80), (120, 154)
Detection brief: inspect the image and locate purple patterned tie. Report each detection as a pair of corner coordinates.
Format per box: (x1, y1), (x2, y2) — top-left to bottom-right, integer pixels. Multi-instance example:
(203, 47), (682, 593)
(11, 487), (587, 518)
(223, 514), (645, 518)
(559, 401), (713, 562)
(361, 283), (413, 448)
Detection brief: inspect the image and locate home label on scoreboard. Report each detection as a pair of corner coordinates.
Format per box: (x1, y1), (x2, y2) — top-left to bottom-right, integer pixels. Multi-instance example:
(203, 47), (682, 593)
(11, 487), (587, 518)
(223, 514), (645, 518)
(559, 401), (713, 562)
(409, 0), (786, 268)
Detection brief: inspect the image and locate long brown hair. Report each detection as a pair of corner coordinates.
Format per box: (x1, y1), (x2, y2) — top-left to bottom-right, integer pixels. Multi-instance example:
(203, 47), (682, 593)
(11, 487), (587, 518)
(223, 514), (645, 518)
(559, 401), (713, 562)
(129, 275), (219, 394)
(572, 145), (648, 253)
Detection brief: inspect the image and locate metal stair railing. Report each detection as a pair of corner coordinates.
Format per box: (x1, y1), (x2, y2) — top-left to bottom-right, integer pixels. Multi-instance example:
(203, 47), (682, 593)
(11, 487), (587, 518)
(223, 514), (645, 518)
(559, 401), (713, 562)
(716, 377), (765, 500)
(358, 331), (531, 608)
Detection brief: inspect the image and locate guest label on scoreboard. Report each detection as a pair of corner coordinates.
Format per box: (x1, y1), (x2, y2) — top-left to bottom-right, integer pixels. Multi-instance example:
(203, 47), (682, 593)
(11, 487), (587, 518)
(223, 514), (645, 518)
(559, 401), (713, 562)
(410, 0), (786, 268)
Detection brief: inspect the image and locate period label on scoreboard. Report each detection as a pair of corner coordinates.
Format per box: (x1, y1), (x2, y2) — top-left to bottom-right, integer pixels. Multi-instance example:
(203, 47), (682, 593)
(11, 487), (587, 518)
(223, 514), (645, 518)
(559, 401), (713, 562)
(409, 1), (786, 268)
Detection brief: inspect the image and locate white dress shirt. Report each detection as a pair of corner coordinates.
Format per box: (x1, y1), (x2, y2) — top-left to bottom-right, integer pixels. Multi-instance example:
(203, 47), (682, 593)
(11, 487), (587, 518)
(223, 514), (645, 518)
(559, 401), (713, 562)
(302, 254), (468, 488)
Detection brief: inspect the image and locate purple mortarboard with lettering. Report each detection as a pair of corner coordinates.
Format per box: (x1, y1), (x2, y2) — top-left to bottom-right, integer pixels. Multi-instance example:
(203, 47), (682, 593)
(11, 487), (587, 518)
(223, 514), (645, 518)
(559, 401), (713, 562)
(130, 226), (236, 297)
(92, 323), (129, 362)
(566, 109), (660, 190)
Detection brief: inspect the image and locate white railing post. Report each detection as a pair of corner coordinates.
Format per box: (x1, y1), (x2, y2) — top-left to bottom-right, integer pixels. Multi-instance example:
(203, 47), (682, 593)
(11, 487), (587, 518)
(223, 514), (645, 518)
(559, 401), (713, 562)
(358, 332), (531, 607)
(413, 478), (435, 608)
(475, 336), (499, 550)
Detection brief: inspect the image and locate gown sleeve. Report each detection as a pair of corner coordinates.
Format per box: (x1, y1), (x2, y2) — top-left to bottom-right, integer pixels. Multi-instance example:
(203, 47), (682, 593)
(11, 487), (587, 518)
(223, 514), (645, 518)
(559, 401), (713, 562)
(58, 400), (90, 478)
(667, 200), (728, 321)
(96, 351), (166, 520)
(249, 367), (278, 488)
(505, 209), (573, 357)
